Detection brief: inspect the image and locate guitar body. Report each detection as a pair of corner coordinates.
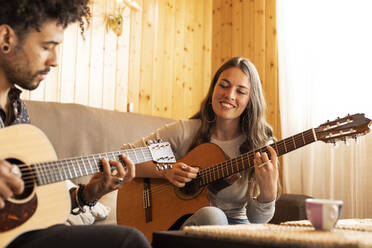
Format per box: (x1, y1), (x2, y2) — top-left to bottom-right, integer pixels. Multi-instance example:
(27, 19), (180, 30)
(116, 143), (227, 242)
(0, 125), (70, 248)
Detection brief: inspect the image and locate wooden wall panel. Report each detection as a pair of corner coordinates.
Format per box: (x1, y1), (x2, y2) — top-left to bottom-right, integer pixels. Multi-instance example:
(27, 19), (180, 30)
(21, 0), (133, 113)
(171, 0), (186, 119)
(212, 0), (280, 140)
(129, 0), (213, 119)
(20, 0), (278, 132)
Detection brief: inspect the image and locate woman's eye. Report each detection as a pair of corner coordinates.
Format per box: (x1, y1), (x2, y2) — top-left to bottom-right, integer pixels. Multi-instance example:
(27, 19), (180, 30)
(219, 83), (228, 88)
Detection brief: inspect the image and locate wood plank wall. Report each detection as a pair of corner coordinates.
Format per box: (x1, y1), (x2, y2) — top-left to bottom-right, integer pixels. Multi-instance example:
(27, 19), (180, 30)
(128, 0), (212, 119)
(21, 0), (279, 140)
(22, 0), (132, 112)
(212, 0), (281, 139)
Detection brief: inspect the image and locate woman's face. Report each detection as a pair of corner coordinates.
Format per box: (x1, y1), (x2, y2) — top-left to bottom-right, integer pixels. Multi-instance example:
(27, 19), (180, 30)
(211, 67), (251, 122)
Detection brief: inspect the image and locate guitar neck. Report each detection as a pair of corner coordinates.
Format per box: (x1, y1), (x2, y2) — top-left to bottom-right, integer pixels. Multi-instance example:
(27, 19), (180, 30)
(32, 147), (152, 186)
(198, 128), (318, 186)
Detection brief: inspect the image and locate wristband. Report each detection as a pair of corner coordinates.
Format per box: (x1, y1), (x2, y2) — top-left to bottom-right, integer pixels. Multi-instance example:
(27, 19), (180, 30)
(77, 184), (98, 209)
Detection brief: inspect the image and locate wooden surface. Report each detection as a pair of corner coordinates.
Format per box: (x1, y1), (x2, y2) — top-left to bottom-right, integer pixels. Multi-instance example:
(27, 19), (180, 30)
(212, 0), (280, 140)
(20, 0), (279, 137)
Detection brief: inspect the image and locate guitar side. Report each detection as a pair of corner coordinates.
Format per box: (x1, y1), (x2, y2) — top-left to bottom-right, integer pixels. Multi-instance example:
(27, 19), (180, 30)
(116, 143), (227, 242)
(0, 125), (70, 247)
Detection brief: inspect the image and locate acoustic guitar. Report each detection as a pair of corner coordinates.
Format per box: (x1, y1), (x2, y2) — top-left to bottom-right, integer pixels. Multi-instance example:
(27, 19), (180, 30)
(116, 113), (371, 241)
(0, 124), (176, 247)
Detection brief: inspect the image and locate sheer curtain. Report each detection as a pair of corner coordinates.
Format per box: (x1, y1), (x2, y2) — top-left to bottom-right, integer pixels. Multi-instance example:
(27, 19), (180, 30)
(277, 0), (372, 218)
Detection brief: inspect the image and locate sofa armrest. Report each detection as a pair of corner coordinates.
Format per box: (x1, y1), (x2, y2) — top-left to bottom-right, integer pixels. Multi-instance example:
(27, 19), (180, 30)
(269, 193), (312, 224)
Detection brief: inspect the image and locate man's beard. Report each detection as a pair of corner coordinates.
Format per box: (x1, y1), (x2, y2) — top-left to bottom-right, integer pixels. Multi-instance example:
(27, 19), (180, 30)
(1, 45), (49, 91)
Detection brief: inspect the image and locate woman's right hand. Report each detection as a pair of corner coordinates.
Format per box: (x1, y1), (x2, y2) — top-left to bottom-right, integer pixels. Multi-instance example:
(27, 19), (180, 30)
(0, 159), (24, 209)
(160, 162), (199, 187)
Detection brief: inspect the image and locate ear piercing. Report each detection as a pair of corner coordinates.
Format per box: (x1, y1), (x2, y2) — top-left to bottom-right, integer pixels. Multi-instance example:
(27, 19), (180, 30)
(2, 45), (9, 52)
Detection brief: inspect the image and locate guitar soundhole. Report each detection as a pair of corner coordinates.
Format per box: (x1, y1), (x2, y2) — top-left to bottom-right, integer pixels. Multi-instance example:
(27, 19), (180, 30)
(0, 158), (38, 232)
(7, 158), (35, 200)
(175, 179), (204, 200)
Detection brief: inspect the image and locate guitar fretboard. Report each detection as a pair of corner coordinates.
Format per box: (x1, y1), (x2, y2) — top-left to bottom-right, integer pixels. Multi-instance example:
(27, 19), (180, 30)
(197, 128), (318, 186)
(32, 147), (152, 185)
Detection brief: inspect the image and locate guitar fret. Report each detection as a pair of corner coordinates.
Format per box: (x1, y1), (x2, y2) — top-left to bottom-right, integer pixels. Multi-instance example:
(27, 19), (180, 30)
(283, 140), (287, 153)
(92, 156), (99, 173)
(34, 164), (45, 185)
(275, 142), (279, 154)
(80, 157), (88, 176)
(60, 162), (67, 180)
(301, 132), (306, 145)
(292, 136), (297, 149)
(75, 159), (83, 177)
(133, 150), (139, 164)
(54, 163), (62, 182)
(42, 163), (52, 184)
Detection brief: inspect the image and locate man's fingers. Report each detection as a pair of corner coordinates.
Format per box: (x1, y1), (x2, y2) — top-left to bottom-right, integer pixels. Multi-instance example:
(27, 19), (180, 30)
(120, 154), (135, 179)
(9, 177), (24, 195)
(0, 181), (13, 200)
(109, 160), (126, 178)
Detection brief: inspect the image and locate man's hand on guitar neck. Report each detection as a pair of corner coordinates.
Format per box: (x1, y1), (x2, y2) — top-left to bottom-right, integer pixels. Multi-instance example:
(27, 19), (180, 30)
(82, 154), (135, 203)
(0, 159), (24, 209)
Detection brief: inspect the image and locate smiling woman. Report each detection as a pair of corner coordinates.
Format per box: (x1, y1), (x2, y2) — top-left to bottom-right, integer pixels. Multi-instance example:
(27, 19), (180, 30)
(277, 0), (372, 218)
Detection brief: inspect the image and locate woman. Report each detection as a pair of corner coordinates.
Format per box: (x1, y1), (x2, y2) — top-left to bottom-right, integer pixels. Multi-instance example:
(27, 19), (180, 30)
(123, 57), (280, 227)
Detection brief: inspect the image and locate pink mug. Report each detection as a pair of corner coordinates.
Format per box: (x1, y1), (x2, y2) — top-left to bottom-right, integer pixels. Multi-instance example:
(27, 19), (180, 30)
(305, 198), (343, 231)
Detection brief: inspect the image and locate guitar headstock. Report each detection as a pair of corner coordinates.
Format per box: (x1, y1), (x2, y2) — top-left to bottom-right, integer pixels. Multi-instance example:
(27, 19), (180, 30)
(148, 141), (176, 166)
(316, 113), (371, 143)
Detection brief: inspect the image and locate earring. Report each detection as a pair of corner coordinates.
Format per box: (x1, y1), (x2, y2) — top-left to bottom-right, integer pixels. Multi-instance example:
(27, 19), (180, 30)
(2, 45), (9, 52)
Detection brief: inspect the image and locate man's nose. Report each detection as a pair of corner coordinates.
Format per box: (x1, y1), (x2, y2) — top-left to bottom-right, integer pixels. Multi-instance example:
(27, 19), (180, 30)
(46, 48), (58, 67)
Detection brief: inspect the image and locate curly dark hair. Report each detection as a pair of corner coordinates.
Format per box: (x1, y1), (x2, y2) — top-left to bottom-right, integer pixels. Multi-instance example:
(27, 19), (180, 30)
(0, 0), (91, 40)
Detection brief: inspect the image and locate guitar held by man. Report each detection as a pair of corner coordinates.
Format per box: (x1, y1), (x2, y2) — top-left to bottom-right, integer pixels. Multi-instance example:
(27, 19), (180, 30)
(0, 124), (175, 247)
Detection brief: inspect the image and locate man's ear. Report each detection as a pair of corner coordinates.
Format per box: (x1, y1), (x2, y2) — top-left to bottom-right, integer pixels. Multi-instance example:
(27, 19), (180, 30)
(0, 24), (18, 54)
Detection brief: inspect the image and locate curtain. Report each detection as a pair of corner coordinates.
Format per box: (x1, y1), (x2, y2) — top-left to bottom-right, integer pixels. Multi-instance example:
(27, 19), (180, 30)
(277, 0), (372, 218)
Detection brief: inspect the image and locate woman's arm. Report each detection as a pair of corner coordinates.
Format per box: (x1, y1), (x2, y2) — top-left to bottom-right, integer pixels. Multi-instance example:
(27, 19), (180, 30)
(122, 120), (201, 187)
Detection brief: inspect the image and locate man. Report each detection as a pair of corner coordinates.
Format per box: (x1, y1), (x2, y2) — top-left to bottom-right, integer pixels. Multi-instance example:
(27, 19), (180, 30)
(0, 0), (150, 247)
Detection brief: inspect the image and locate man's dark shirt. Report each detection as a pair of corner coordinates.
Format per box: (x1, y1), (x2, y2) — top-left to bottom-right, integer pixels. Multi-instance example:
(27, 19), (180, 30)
(0, 87), (30, 128)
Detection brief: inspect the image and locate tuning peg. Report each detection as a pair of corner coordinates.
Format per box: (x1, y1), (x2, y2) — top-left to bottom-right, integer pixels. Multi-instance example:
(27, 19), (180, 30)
(332, 142), (339, 149)
(157, 138), (163, 143)
(354, 136), (360, 145)
(344, 139), (350, 146)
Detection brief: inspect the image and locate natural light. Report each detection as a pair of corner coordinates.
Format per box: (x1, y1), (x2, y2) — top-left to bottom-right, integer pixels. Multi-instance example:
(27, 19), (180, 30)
(277, 0), (372, 218)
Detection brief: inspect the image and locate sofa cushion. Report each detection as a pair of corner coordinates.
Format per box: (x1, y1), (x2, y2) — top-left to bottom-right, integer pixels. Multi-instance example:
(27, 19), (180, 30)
(25, 100), (174, 224)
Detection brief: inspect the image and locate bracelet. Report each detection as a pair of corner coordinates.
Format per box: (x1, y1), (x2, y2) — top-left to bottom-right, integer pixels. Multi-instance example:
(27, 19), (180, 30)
(70, 187), (85, 215)
(77, 184), (98, 209)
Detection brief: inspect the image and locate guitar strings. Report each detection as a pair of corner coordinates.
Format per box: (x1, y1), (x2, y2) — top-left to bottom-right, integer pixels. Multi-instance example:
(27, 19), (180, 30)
(16, 148), (155, 189)
(17, 131), (317, 191)
(129, 130), (319, 195)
